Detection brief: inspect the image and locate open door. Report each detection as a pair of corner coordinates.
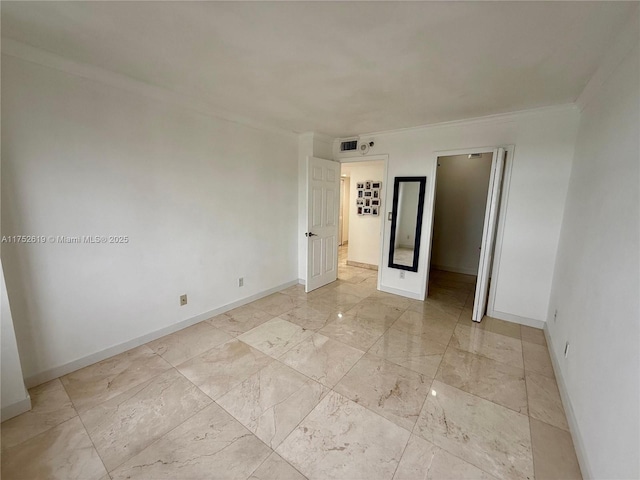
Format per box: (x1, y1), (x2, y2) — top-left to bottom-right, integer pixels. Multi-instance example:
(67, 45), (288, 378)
(472, 148), (506, 322)
(305, 156), (340, 292)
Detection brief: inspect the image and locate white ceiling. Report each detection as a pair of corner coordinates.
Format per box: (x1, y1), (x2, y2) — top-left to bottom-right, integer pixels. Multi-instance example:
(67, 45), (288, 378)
(1, 1), (636, 137)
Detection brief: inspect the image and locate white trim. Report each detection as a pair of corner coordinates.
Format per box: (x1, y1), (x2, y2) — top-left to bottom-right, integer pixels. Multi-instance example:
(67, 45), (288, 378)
(1, 38), (298, 140)
(544, 325), (592, 480)
(431, 264), (478, 276)
(347, 104), (578, 139)
(298, 278), (305, 285)
(487, 309), (545, 329)
(379, 284), (423, 301)
(23, 279), (298, 389)
(1, 395), (31, 422)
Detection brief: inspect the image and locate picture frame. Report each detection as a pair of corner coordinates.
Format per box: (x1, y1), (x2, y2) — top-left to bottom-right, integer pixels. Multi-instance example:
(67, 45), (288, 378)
(365, 198), (371, 207)
(356, 198), (364, 206)
(357, 206), (363, 215)
(358, 190), (364, 198)
(356, 182), (365, 189)
(373, 190), (379, 198)
(372, 207), (379, 216)
(365, 181), (372, 190)
(371, 181), (382, 189)
(371, 199), (380, 206)
(364, 191), (373, 197)
(363, 207), (371, 215)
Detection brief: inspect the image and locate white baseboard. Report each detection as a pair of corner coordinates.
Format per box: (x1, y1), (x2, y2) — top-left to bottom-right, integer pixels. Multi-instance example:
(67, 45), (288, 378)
(24, 279), (299, 389)
(1, 395), (31, 422)
(379, 284), (423, 300)
(486, 309), (545, 329)
(432, 264), (478, 276)
(544, 325), (591, 480)
(298, 278), (305, 285)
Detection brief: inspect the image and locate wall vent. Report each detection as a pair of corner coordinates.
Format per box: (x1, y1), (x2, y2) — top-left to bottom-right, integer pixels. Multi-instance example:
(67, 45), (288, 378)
(340, 140), (358, 151)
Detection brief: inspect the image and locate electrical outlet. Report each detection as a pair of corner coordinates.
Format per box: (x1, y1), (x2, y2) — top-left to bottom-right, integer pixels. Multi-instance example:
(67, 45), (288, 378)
(238, 277), (244, 287)
(554, 309), (558, 323)
(564, 341), (570, 358)
(399, 271), (405, 279)
(180, 294), (187, 306)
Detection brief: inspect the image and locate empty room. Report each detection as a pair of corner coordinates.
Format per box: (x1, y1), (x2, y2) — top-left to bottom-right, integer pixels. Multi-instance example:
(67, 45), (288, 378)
(1, 2), (638, 480)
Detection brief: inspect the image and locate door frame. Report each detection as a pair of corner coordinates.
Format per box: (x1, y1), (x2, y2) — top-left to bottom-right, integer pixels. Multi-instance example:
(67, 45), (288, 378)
(422, 145), (514, 316)
(338, 154), (389, 291)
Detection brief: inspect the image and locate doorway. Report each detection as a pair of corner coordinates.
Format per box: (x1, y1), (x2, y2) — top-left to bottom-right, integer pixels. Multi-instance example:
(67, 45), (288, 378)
(427, 148), (509, 322)
(338, 159), (385, 283)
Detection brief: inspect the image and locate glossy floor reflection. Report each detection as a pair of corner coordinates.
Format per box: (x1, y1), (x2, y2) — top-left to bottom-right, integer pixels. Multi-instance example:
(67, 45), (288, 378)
(1, 248), (582, 480)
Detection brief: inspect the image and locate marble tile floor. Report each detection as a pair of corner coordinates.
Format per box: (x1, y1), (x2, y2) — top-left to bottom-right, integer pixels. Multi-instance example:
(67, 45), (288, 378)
(1, 258), (582, 480)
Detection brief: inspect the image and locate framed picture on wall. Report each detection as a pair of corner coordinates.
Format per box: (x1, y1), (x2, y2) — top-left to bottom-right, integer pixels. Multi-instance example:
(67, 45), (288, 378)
(363, 207), (371, 215)
(365, 181), (372, 190)
(356, 182), (365, 189)
(373, 190), (380, 198)
(356, 198), (364, 206)
(357, 206), (363, 215)
(371, 181), (382, 189)
(371, 207), (379, 216)
(371, 199), (380, 206)
(358, 190), (364, 198)
(364, 191), (373, 197)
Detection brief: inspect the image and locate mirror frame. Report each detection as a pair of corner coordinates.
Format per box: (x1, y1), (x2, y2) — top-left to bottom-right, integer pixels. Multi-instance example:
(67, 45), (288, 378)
(388, 176), (427, 272)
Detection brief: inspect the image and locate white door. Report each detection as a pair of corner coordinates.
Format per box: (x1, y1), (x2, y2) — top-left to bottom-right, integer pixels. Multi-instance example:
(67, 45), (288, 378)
(306, 156), (340, 292)
(472, 148), (506, 322)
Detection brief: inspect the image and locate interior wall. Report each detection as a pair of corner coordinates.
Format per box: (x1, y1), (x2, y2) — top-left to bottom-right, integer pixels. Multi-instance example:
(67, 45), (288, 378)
(335, 106), (579, 321)
(2, 54), (299, 383)
(340, 176), (350, 245)
(1, 261), (30, 420)
(546, 19), (639, 480)
(431, 153), (493, 275)
(346, 161), (384, 267)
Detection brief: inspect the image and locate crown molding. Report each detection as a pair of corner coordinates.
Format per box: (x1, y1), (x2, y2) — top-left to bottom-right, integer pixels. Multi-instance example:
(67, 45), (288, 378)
(1, 37), (298, 140)
(348, 103), (579, 140)
(575, 6), (639, 112)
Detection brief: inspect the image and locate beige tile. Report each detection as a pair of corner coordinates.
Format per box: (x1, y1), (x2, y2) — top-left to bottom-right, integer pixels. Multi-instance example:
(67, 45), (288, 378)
(279, 284), (310, 301)
(331, 281), (376, 298)
(280, 302), (343, 330)
(526, 372), (569, 431)
(177, 339), (272, 399)
(346, 300), (405, 325)
(458, 313), (522, 340)
(80, 368), (211, 471)
(249, 453), (307, 480)
(450, 324), (524, 369)
(207, 304), (274, 336)
(393, 434), (497, 480)
(312, 289), (364, 310)
(319, 313), (389, 350)
(407, 300), (462, 321)
(146, 321), (233, 366)
(60, 345), (171, 413)
(1, 378), (77, 450)
(335, 353), (430, 431)
(276, 391), (410, 480)
(523, 341), (555, 378)
(110, 403), (271, 480)
(530, 418), (582, 480)
(521, 325), (546, 346)
(217, 362), (327, 448)
(280, 333), (365, 387)
(425, 286), (468, 308)
(1, 416), (107, 480)
(250, 292), (302, 316)
(367, 291), (413, 310)
(436, 347), (528, 414)
(415, 380), (533, 480)
(369, 328), (446, 377)
(392, 310), (456, 345)
(238, 317), (313, 358)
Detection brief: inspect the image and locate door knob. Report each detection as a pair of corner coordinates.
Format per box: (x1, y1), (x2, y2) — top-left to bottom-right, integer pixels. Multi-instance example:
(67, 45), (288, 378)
(305, 232), (318, 237)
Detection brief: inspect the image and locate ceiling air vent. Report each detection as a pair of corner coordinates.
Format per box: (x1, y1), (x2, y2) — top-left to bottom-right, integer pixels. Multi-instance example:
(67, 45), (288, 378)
(340, 140), (358, 152)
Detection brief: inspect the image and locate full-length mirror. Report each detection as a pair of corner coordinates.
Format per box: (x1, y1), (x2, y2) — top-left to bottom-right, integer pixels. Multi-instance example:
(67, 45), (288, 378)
(388, 176), (427, 272)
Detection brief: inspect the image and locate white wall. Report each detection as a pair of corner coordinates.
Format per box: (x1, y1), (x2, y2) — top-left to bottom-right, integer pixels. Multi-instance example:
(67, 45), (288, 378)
(546, 14), (639, 480)
(347, 162), (384, 267)
(1, 261), (31, 420)
(335, 107), (579, 320)
(2, 54), (299, 384)
(431, 153), (492, 275)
